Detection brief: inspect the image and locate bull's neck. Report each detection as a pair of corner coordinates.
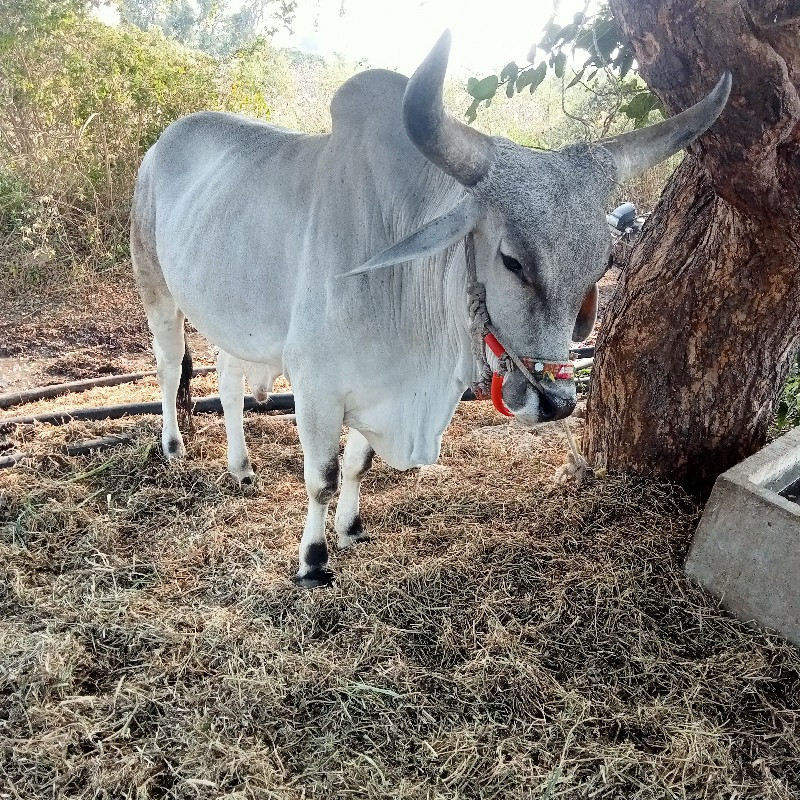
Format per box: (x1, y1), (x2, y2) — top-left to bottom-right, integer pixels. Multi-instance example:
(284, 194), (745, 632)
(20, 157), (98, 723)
(395, 170), (477, 393)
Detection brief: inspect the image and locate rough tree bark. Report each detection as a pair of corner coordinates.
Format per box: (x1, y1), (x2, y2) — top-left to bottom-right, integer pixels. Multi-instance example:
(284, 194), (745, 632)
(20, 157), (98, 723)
(586, 0), (800, 495)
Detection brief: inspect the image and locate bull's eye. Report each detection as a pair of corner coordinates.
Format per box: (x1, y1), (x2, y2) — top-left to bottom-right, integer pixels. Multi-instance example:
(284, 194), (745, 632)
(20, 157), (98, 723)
(501, 252), (524, 276)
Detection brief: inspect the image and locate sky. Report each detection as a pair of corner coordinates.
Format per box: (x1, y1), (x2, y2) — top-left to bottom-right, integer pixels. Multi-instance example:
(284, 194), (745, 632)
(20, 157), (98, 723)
(271, 0), (593, 74)
(95, 0), (595, 75)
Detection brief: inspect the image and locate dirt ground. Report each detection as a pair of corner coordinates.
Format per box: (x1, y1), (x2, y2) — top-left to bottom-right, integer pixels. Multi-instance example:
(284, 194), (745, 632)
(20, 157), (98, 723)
(1, 269), (799, 799)
(0, 274), (216, 394)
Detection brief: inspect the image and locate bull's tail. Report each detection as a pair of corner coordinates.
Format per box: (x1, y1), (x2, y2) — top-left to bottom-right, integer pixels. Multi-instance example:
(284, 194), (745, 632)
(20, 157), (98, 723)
(176, 334), (194, 426)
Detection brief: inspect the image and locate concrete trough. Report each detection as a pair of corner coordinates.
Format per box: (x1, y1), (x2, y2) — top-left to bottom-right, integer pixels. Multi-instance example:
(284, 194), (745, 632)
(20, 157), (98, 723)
(685, 425), (800, 646)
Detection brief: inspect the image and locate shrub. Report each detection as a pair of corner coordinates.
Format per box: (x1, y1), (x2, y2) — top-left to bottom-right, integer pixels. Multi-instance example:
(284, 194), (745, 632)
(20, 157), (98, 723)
(776, 352), (800, 433)
(0, 4), (277, 291)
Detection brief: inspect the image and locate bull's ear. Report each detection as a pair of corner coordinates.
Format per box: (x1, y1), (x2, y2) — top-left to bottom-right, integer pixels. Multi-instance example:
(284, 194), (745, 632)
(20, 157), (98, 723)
(343, 195), (484, 276)
(572, 283), (598, 342)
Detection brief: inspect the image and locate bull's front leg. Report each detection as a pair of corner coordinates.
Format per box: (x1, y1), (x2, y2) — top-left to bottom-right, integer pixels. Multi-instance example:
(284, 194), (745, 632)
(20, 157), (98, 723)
(334, 428), (374, 549)
(293, 394), (345, 588)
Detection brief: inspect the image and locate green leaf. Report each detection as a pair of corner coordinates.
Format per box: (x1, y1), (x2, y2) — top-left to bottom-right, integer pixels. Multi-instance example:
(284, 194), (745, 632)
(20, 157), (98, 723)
(506, 81), (515, 98)
(593, 20), (622, 61)
(566, 66), (586, 89)
(538, 20), (561, 50)
(555, 23), (577, 46)
(468, 74), (498, 101)
(620, 90), (661, 124)
(515, 69), (533, 92)
(553, 51), (567, 79)
(777, 401), (789, 431)
(465, 97), (480, 124)
(574, 28), (595, 52)
(467, 76), (478, 95)
(500, 61), (519, 84)
(528, 61), (547, 94)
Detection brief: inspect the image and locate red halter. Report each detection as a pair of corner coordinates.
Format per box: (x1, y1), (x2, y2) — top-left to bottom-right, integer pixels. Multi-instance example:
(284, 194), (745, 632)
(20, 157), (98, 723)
(481, 332), (575, 417)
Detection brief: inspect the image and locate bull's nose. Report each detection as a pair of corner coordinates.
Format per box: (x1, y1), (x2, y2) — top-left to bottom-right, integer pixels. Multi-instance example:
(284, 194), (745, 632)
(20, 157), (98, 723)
(536, 387), (576, 422)
(501, 371), (577, 423)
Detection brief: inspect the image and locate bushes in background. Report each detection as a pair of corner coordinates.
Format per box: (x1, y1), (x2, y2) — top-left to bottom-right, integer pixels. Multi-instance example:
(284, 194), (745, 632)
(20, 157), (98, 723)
(0, 2), (277, 289)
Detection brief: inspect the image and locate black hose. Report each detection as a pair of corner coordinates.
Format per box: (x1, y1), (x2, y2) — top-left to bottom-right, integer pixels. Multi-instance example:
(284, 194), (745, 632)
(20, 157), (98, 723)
(0, 451), (25, 469)
(0, 366), (217, 410)
(65, 434), (135, 457)
(0, 390), (486, 432)
(0, 434), (135, 469)
(0, 393), (296, 432)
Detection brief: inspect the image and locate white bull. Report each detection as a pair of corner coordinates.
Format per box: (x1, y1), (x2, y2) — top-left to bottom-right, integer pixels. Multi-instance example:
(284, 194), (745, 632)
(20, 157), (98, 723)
(131, 32), (730, 586)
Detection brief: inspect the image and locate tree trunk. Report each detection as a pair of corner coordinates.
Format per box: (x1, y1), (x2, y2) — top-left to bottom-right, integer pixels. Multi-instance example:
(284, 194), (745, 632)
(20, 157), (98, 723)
(586, 0), (800, 495)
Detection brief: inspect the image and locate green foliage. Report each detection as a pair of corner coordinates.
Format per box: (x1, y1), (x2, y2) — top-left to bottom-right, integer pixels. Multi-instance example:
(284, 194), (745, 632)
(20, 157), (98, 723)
(776, 353), (800, 433)
(0, 0), (83, 46)
(116, 0), (296, 58)
(226, 36), (284, 118)
(619, 87), (665, 129)
(264, 51), (359, 134)
(466, 3), (663, 131)
(0, 172), (31, 236)
(61, 22), (224, 150)
(0, 2), (286, 290)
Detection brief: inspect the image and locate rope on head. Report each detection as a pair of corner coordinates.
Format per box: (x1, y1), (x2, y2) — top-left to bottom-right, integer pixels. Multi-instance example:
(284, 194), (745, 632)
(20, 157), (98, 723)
(465, 232), (548, 398)
(465, 233), (494, 399)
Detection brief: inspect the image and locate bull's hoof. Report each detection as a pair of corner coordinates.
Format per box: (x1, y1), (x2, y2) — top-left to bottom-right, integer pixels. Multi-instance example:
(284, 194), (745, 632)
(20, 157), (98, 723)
(237, 473), (258, 493)
(293, 567), (335, 589)
(337, 533), (371, 550)
(336, 515), (369, 550)
(228, 459), (256, 488)
(163, 436), (186, 460)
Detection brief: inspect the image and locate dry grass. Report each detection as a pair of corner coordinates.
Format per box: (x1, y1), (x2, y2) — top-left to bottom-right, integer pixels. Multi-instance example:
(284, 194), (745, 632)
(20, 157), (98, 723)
(1, 389), (799, 799)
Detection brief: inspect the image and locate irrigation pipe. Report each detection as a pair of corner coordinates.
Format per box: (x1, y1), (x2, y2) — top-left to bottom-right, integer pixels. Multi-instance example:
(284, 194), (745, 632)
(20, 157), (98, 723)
(0, 434), (140, 469)
(0, 366), (217, 410)
(0, 395), (296, 469)
(0, 434), (137, 469)
(0, 450), (26, 469)
(0, 393), (297, 432)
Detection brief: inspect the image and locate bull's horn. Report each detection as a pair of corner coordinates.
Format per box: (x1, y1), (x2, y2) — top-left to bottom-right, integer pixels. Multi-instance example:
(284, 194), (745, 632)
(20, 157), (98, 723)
(403, 30), (495, 187)
(602, 72), (732, 183)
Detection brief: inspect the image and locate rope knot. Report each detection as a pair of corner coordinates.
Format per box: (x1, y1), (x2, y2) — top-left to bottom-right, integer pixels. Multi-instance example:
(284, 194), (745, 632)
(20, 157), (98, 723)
(467, 281), (490, 329)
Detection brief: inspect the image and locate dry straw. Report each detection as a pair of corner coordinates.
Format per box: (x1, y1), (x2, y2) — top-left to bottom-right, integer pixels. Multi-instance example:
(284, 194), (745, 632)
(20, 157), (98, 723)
(1, 392), (799, 799)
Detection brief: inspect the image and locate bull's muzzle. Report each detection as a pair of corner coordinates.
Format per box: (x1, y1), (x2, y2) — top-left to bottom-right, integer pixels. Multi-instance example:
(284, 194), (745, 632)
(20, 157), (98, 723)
(502, 370), (577, 424)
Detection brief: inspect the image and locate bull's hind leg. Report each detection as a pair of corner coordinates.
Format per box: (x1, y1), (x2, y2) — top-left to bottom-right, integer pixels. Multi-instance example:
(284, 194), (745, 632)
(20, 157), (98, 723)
(131, 221), (190, 461)
(335, 428), (374, 549)
(150, 307), (189, 460)
(217, 350), (255, 484)
(293, 394), (345, 588)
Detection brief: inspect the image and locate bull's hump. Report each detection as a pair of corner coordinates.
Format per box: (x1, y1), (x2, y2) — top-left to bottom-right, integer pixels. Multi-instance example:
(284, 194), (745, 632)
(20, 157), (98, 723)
(330, 69), (408, 134)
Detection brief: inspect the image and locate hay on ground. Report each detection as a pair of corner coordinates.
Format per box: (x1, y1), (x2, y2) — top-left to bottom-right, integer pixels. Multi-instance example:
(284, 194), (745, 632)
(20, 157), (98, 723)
(1, 396), (799, 799)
